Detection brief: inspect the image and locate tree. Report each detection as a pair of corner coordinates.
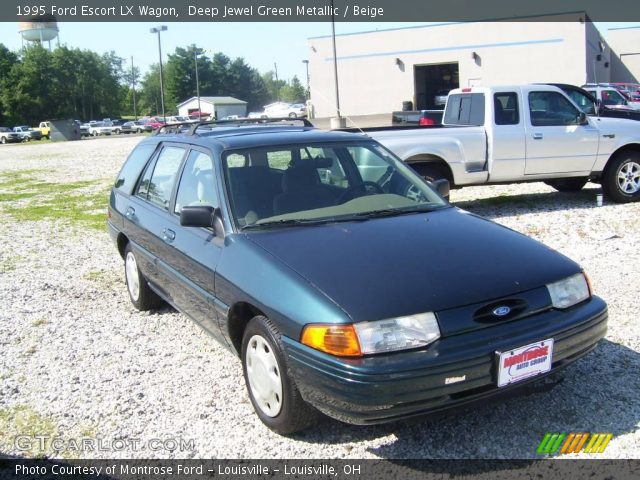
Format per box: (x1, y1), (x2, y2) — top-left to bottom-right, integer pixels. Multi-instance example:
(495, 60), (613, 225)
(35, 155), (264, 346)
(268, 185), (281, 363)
(279, 76), (306, 103)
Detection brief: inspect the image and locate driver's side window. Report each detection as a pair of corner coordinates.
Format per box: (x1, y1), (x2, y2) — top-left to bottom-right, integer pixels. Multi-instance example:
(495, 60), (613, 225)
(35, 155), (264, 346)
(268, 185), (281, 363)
(529, 91), (580, 126)
(174, 150), (217, 214)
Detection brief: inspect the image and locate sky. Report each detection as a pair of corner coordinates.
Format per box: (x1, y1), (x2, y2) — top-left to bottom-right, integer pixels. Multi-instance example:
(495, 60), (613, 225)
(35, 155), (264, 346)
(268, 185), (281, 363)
(0, 21), (638, 82)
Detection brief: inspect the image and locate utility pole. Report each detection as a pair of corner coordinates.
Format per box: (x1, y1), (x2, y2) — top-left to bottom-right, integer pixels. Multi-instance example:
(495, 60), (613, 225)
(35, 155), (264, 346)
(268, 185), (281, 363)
(131, 56), (137, 120)
(150, 26), (168, 123)
(194, 45), (202, 118)
(274, 62), (279, 101)
(330, 0), (345, 128)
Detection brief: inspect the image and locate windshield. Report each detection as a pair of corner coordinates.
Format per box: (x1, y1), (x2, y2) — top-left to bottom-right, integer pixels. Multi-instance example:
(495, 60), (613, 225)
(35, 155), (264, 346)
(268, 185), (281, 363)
(564, 89), (596, 115)
(222, 141), (448, 229)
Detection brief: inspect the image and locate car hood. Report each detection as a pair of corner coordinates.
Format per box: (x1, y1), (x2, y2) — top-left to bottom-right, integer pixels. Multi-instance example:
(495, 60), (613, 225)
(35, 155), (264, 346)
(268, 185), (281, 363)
(245, 208), (579, 322)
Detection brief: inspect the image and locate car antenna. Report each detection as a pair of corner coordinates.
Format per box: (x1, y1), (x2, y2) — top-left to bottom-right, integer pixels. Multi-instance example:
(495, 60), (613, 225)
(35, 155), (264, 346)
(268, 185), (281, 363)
(309, 86), (369, 137)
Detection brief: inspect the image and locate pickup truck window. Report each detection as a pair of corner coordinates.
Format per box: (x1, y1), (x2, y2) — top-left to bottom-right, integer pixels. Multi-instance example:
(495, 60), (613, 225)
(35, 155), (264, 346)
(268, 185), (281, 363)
(564, 89), (596, 115)
(494, 93), (519, 125)
(443, 93), (485, 126)
(529, 91), (580, 127)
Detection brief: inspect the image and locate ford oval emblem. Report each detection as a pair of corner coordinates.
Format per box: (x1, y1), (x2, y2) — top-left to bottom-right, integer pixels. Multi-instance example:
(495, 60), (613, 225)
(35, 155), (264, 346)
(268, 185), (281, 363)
(492, 306), (511, 317)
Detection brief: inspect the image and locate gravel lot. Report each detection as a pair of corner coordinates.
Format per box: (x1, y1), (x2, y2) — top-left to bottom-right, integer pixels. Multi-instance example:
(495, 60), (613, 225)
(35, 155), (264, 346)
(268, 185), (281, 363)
(0, 136), (638, 460)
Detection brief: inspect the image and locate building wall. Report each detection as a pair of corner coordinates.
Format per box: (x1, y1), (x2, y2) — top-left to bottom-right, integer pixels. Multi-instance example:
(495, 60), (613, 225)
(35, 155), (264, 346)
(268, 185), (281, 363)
(308, 15), (591, 117)
(608, 27), (640, 84)
(178, 101), (246, 118)
(585, 21), (611, 84)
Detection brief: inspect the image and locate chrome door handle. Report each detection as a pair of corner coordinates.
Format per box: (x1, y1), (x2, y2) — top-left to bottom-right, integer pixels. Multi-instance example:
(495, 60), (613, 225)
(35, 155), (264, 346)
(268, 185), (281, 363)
(162, 229), (176, 243)
(533, 133), (543, 140)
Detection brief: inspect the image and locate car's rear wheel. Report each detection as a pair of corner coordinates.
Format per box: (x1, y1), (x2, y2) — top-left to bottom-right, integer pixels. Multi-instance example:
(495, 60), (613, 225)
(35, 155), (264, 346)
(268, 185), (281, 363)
(603, 152), (640, 203)
(242, 315), (318, 434)
(115, 129), (121, 135)
(1, 137), (5, 144)
(92, 131), (98, 137)
(124, 243), (160, 311)
(544, 177), (588, 192)
(288, 112), (297, 118)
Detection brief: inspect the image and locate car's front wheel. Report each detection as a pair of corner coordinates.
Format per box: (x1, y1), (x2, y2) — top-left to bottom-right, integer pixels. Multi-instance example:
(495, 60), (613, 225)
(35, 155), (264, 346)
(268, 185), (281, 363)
(603, 152), (640, 203)
(124, 243), (160, 311)
(242, 316), (317, 434)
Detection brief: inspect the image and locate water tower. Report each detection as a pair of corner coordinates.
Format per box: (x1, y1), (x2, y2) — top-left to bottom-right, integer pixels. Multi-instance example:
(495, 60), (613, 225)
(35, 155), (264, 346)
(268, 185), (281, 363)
(18, 14), (59, 50)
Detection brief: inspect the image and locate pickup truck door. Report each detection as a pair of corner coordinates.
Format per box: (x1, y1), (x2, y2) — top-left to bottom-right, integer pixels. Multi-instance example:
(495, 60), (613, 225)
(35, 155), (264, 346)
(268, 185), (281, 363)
(524, 90), (599, 175)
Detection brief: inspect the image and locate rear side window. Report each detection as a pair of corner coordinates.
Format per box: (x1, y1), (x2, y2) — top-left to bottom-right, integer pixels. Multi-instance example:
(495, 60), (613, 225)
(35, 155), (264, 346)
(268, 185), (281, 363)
(114, 144), (157, 194)
(444, 93), (485, 126)
(494, 93), (519, 125)
(137, 146), (186, 210)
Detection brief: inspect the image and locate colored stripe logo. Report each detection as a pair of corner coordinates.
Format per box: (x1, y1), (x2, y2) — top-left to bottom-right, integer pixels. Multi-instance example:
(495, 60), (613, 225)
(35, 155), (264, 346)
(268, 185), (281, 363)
(537, 433), (613, 455)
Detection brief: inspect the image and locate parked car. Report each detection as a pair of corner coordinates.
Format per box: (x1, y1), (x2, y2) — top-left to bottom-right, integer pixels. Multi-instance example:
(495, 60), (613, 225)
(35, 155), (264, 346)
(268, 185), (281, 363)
(263, 102), (307, 118)
(0, 127), (21, 144)
(582, 84), (640, 111)
(36, 121), (51, 139)
(392, 110), (443, 126)
(125, 121), (153, 133)
(433, 89), (451, 107)
(13, 126), (43, 141)
(85, 122), (113, 136)
(108, 122), (608, 434)
(547, 83), (640, 122)
(75, 121), (90, 137)
(360, 85), (640, 203)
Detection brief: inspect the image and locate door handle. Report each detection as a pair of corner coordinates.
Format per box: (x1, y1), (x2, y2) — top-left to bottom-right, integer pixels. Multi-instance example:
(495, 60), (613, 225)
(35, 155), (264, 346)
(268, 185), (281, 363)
(162, 228), (176, 243)
(125, 206), (135, 218)
(533, 133), (543, 140)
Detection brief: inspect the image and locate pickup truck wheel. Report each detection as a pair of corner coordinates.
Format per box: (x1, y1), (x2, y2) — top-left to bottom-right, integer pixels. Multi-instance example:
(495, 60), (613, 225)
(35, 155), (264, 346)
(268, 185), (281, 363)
(124, 243), (161, 311)
(242, 315), (318, 434)
(114, 129), (121, 135)
(603, 153), (640, 203)
(92, 131), (98, 137)
(1, 137), (5, 144)
(544, 178), (588, 192)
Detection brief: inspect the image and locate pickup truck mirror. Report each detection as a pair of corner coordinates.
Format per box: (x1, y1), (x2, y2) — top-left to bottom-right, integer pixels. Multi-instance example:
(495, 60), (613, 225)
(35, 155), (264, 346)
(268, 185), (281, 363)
(180, 206), (225, 237)
(577, 112), (588, 125)
(432, 178), (450, 198)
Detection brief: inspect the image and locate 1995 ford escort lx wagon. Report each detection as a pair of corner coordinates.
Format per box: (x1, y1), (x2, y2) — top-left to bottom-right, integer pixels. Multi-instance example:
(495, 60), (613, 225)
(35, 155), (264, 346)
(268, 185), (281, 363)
(108, 119), (608, 434)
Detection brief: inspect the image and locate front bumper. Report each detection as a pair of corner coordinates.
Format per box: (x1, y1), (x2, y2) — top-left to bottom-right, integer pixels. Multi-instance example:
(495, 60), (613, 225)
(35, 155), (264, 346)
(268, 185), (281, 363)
(282, 296), (607, 425)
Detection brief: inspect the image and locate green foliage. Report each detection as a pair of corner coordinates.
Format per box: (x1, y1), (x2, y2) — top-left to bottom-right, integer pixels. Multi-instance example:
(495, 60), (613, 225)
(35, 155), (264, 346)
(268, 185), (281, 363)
(0, 43), (126, 125)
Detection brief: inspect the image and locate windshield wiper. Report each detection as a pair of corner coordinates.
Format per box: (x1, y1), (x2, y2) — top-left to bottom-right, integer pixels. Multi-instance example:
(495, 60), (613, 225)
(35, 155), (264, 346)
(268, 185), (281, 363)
(351, 205), (444, 219)
(242, 218), (334, 230)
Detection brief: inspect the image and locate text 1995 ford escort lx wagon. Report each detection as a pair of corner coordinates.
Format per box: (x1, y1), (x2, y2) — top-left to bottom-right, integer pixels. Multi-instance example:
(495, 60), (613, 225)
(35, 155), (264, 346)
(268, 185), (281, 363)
(108, 120), (608, 434)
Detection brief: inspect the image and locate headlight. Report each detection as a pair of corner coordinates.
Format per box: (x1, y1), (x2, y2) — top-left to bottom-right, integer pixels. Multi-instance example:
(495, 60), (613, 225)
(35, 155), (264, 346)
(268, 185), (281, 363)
(301, 312), (441, 357)
(546, 273), (591, 309)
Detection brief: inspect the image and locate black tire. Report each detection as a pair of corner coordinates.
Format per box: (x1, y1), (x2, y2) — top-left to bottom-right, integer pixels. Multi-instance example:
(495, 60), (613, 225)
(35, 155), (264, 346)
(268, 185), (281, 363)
(241, 315), (318, 434)
(115, 129), (121, 135)
(123, 243), (161, 311)
(544, 177), (588, 192)
(288, 112), (297, 118)
(92, 131), (98, 137)
(1, 137), (6, 144)
(602, 152), (640, 203)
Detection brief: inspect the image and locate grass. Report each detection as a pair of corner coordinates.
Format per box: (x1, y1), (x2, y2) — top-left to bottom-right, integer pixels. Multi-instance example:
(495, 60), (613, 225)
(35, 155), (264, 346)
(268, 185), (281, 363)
(0, 405), (58, 457)
(0, 171), (110, 231)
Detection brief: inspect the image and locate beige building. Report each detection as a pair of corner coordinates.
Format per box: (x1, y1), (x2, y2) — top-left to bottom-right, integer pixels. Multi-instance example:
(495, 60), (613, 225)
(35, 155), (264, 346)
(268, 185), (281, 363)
(608, 26), (640, 84)
(308, 13), (612, 118)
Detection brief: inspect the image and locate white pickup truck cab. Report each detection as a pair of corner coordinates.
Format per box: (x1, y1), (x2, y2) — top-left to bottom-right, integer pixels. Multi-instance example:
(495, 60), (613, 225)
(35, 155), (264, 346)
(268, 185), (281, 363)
(368, 85), (640, 203)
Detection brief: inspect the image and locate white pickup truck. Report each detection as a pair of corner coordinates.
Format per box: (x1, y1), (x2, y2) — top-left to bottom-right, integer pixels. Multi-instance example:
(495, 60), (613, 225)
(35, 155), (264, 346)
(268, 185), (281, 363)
(367, 85), (640, 203)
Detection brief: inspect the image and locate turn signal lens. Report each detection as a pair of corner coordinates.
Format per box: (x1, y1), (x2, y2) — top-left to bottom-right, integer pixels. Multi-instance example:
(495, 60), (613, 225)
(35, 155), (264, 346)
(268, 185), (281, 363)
(301, 324), (362, 357)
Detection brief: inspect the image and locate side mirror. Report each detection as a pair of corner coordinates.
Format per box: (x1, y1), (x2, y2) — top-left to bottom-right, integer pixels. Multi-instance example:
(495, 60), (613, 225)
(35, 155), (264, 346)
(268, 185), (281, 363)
(578, 112), (588, 125)
(180, 205), (225, 237)
(432, 178), (450, 198)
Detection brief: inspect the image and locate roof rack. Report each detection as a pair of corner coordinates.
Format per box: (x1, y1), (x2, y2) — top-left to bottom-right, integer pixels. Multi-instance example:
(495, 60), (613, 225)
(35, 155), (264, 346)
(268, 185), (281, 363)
(154, 117), (314, 136)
